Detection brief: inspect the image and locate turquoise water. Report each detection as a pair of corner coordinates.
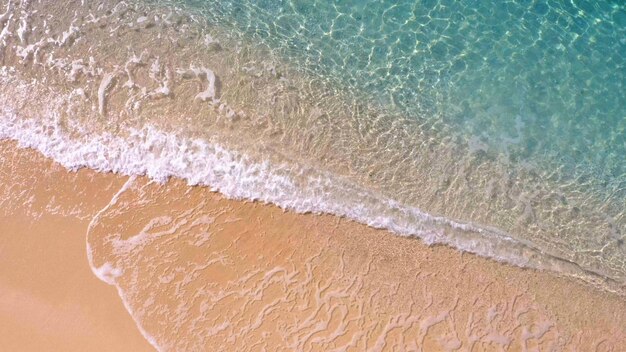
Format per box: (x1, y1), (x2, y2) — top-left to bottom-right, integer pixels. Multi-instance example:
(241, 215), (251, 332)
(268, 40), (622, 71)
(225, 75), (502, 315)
(186, 0), (625, 183)
(144, 0), (626, 285)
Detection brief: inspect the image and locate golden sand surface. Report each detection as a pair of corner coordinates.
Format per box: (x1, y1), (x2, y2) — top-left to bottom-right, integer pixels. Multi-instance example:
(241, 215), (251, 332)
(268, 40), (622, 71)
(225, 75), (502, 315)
(0, 141), (154, 352)
(1, 140), (625, 351)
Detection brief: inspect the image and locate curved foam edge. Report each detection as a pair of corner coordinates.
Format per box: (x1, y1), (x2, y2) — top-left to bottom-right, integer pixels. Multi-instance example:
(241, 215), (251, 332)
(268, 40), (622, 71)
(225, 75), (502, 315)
(0, 102), (621, 296)
(0, 0), (620, 295)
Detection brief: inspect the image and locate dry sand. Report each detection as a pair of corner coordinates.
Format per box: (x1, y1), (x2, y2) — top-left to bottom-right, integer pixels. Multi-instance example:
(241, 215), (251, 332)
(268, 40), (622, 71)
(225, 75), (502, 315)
(1, 139), (625, 351)
(0, 141), (154, 352)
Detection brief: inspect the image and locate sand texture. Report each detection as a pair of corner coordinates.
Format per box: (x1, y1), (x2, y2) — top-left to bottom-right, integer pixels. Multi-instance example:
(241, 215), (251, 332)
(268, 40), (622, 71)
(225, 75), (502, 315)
(1, 140), (624, 351)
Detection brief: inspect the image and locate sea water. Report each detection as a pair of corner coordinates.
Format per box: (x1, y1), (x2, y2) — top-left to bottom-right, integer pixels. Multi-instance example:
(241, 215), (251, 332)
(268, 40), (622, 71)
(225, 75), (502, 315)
(169, 0), (626, 288)
(0, 0), (624, 294)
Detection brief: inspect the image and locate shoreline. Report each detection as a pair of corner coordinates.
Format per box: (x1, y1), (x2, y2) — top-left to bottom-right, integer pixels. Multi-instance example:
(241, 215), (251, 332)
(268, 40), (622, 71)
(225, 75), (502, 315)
(2, 139), (625, 350)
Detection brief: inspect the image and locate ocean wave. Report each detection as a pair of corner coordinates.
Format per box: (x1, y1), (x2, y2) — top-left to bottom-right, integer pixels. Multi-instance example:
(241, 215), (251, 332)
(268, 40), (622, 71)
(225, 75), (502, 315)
(1, 102), (622, 296)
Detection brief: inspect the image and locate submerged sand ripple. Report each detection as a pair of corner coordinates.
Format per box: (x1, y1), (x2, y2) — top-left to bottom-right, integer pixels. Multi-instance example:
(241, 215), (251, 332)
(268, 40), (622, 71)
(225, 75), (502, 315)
(86, 177), (625, 351)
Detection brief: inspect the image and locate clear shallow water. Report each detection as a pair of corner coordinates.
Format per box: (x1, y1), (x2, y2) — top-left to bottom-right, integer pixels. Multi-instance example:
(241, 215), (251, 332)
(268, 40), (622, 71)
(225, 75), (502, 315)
(183, 0), (626, 181)
(166, 0), (626, 281)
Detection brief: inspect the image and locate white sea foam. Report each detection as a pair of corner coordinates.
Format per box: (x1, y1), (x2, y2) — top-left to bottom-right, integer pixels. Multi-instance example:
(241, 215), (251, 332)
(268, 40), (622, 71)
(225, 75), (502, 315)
(0, 101), (559, 272)
(0, 58), (613, 291)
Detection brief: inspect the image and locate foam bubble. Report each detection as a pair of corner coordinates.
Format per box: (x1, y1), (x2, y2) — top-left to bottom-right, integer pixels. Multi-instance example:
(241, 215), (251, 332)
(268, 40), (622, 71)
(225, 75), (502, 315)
(91, 262), (123, 285)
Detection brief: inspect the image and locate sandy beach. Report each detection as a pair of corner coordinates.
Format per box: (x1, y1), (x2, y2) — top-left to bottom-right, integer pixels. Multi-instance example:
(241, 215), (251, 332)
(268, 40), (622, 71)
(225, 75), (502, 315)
(0, 141), (154, 351)
(0, 0), (625, 350)
(1, 139), (624, 351)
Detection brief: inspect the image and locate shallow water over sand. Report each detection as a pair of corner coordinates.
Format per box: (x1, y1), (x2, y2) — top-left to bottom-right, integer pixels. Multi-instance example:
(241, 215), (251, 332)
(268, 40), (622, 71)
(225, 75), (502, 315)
(0, 0), (624, 303)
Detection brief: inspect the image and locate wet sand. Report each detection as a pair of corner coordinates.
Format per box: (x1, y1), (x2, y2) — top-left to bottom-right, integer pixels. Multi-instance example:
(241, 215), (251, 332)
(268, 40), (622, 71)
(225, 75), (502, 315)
(1, 139), (625, 351)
